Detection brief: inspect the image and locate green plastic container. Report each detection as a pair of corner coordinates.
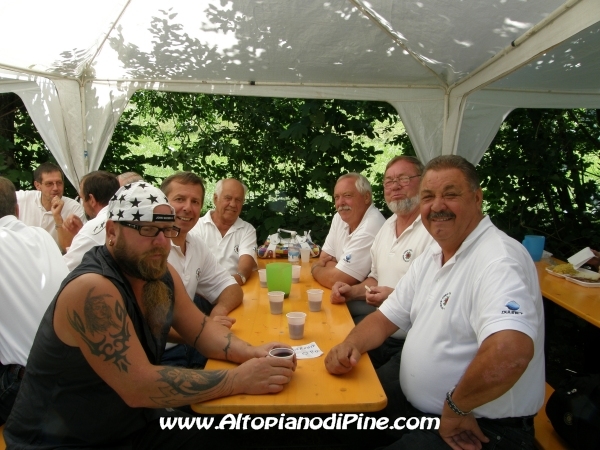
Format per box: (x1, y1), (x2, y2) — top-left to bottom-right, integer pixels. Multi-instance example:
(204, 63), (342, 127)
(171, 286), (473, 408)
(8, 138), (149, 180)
(266, 262), (292, 298)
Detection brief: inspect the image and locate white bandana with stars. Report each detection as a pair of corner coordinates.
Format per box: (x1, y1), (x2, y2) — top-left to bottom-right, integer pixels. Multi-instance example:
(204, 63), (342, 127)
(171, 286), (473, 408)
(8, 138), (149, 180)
(107, 181), (174, 222)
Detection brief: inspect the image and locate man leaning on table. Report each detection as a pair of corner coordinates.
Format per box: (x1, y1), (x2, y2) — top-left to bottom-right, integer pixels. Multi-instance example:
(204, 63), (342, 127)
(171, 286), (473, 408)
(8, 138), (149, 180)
(311, 172), (385, 289)
(5, 181), (295, 449)
(160, 172), (244, 368)
(326, 155), (544, 450)
(16, 161), (86, 252)
(0, 177), (69, 425)
(330, 156), (434, 368)
(193, 178), (257, 286)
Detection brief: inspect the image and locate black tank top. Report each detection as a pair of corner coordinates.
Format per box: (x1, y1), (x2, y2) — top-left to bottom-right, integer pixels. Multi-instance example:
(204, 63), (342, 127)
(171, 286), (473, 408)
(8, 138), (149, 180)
(5, 246), (175, 449)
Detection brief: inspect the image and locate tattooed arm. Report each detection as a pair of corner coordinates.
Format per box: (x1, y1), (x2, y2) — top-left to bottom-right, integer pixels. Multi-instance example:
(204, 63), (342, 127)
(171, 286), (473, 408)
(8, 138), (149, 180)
(167, 266), (291, 363)
(53, 273), (295, 408)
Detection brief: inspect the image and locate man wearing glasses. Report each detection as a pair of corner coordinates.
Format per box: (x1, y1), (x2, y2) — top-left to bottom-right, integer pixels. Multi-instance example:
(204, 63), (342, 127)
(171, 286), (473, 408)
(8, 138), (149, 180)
(311, 172), (386, 289)
(5, 181), (295, 448)
(330, 156), (434, 368)
(16, 161), (86, 251)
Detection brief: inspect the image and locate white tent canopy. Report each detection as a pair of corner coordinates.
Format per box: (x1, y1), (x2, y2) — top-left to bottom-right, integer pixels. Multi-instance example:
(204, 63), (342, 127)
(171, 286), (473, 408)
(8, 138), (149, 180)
(1, 0), (599, 188)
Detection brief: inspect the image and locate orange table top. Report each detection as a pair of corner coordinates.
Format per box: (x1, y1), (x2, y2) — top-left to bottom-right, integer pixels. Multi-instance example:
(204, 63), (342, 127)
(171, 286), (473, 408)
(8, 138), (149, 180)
(536, 260), (600, 328)
(191, 260), (387, 414)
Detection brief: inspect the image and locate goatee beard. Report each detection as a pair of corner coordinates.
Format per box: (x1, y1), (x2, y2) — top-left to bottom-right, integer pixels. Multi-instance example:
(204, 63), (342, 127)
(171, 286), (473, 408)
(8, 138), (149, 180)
(388, 195), (420, 214)
(113, 239), (172, 336)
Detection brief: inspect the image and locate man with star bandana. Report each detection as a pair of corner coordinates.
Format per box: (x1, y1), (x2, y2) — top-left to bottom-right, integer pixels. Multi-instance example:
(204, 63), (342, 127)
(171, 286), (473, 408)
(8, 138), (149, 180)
(5, 181), (295, 449)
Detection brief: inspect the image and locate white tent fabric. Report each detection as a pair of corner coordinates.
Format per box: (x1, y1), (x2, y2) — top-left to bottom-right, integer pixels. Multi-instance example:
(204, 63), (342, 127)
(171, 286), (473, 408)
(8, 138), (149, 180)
(0, 0), (599, 187)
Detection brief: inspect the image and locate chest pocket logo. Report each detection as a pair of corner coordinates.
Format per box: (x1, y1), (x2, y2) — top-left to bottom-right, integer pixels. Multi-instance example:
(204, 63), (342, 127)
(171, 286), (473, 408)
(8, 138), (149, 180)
(402, 249), (413, 262)
(439, 292), (451, 310)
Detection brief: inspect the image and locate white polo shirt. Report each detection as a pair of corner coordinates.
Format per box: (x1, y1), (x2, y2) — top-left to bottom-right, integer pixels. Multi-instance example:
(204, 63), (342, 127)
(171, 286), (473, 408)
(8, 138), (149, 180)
(369, 214), (434, 287)
(379, 216), (545, 418)
(193, 211), (257, 275)
(322, 204), (386, 281)
(168, 231), (238, 303)
(368, 214), (434, 339)
(0, 215), (69, 366)
(63, 205), (109, 271)
(16, 190), (86, 246)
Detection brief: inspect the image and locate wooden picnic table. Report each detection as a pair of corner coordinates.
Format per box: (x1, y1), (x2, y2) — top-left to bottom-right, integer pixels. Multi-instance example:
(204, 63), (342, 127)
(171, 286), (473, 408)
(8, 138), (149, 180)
(191, 259), (387, 415)
(535, 260), (600, 328)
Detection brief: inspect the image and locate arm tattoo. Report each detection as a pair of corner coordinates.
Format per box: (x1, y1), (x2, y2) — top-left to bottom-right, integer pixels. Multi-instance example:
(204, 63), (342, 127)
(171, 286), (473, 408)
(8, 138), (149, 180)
(152, 367), (234, 406)
(67, 287), (131, 372)
(223, 332), (233, 361)
(191, 315), (208, 350)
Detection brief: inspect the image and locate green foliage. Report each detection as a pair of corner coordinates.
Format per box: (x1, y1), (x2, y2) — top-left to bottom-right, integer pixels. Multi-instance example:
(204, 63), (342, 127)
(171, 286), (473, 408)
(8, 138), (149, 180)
(479, 109), (600, 259)
(111, 92), (399, 243)
(3, 89), (599, 259)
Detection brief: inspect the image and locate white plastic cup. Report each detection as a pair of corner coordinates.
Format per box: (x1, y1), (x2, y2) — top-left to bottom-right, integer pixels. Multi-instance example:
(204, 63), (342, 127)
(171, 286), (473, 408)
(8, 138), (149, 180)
(258, 269), (267, 288)
(268, 348), (295, 359)
(286, 312), (306, 340)
(268, 291), (285, 314)
(292, 265), (301, 283)
(307, 289), (323, 312)
(300, 247), (311, 264)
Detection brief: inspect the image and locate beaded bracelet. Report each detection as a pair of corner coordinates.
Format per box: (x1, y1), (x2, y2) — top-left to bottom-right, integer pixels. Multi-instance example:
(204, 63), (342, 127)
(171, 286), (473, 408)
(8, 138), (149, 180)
(446, 387), (472, 416)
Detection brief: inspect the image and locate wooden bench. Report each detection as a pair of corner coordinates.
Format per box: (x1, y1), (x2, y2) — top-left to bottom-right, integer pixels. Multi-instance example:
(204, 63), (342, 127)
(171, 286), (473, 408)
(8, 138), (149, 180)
(534, 383), (570, 450)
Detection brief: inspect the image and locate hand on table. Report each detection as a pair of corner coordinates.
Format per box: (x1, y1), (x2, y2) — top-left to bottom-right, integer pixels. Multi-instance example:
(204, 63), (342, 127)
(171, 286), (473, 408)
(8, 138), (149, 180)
(211, 315), (236, 328)
(330, 281), (352, 304)
(365, 285), (394, 308)
(325, 342), (361, 375)
(232, 356), (296, 394)
(439, 403), (489, 450)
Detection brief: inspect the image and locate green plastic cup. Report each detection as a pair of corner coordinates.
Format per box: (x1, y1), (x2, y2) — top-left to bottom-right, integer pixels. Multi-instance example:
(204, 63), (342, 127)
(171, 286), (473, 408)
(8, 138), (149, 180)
(266, 262), (292, 298)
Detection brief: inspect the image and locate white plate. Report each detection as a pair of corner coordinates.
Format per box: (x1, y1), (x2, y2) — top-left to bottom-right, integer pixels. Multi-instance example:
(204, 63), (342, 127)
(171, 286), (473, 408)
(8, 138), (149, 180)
(565, 277), (600, 288)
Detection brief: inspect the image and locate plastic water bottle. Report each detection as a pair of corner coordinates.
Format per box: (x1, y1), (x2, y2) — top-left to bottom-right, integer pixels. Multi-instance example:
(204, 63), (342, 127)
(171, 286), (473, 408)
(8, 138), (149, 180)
(287, 232), (301, 264)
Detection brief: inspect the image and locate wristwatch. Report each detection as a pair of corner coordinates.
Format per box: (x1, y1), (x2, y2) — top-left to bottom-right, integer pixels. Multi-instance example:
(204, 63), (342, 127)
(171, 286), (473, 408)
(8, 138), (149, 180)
(236, 272), (247, 285)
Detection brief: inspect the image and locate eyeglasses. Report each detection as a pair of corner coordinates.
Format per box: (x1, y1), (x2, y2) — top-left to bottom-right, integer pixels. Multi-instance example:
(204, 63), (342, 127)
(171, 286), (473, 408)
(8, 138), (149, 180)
(383, 175), (420, 189)
(119, 222), (180, 238)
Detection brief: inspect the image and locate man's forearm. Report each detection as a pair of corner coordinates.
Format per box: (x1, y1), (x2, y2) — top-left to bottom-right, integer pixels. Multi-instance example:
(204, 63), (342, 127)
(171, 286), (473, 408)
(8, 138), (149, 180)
(449, 330), (534, 413)
(312, 265), (358, 289)
(344, 310), (398, 353)
(211, 284), (243, 316)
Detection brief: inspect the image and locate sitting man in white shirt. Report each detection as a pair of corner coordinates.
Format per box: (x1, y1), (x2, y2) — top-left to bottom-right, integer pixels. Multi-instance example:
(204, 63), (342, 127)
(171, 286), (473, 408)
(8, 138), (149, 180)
(15, 161), (86, 252)
(311, 172), (386, 289)
(160, 172), (243, 368)
(330, 156), (434, 368)
(63, 171), (121, 271)
(326, 155), (544, 450)
(193, 178), (257, 286)
(0, 176), (69, 424)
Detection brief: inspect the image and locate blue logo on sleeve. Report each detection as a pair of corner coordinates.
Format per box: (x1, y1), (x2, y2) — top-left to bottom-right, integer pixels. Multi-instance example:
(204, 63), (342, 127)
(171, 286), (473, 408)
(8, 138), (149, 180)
(343, 254), (352, 263)
(502, 301), (523, 315)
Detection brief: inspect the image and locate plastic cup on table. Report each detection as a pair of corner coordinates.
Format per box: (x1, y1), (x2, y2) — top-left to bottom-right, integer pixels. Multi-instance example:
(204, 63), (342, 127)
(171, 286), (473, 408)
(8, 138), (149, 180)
(258, 269), (267, 288)
(522, 235), (545, 262)
(268, 348), (295, 359)
(300, 247), (311, 264)
(292, 265), (301, 283)
(307, 289), (323, 312)
(266, 262), (292, 298)
(286, 312), (306, 340)
(268, 291), (285, 315)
